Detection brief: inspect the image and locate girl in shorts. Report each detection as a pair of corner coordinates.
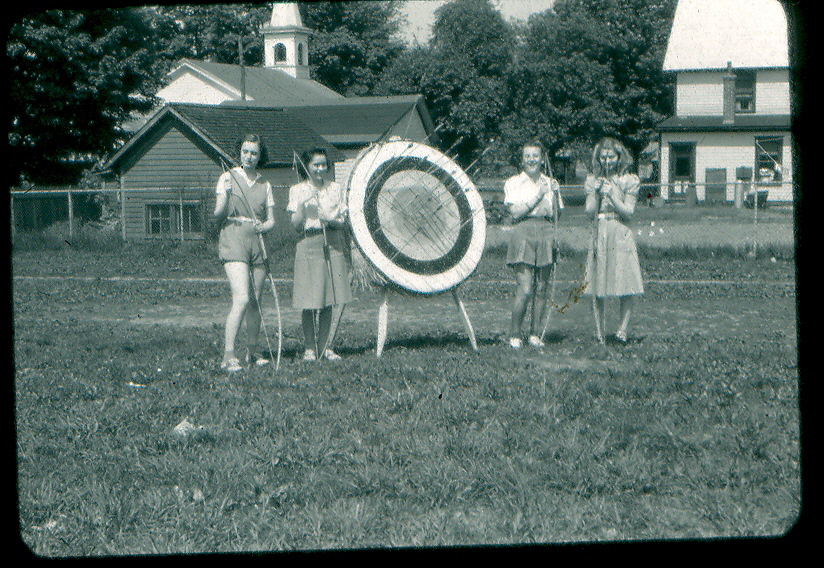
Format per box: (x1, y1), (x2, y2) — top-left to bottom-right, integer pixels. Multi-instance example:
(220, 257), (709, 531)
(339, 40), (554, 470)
(213, 134), (276, 372)
(504, 140), (563, 349)
(288, 147), (353, 362)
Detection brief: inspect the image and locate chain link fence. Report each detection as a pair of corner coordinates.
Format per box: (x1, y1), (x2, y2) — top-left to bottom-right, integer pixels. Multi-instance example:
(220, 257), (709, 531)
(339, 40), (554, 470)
(11, 181), (795, 243)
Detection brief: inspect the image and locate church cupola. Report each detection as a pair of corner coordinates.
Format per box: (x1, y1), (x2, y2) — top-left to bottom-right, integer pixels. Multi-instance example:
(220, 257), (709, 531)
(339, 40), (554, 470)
(261, 2), (312, 79)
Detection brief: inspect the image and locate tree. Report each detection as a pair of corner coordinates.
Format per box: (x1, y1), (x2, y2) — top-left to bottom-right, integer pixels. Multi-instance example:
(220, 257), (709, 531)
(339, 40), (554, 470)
(7, 9), (159, 184)
(300, 1), (406, 96)
(375, 0), (514, 168)
(506, 0), (677, 163)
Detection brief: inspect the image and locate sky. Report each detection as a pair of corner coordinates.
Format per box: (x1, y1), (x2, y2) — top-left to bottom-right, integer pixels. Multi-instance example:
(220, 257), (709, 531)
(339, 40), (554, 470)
(398, 0), (557, 45)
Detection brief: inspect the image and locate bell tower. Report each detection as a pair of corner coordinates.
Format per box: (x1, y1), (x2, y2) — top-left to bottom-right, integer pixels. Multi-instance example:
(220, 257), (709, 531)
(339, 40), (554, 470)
(261, 2), (312, 79)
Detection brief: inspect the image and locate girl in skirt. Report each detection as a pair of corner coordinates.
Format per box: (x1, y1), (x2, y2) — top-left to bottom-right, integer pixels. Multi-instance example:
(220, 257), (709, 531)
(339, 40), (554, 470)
(583, 137), (644, 344)
(288, 148), (353, 361)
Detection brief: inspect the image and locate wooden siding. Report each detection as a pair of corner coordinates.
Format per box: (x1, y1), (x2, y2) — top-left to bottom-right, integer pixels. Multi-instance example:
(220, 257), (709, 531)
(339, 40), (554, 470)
(121, 126), (298, 238)
(676, 72), (724, 116)
(660, 131), (793, 202)
(756, 69), (791, 114)
(156, 73), (238, 105)
(675, 70), (790, 117)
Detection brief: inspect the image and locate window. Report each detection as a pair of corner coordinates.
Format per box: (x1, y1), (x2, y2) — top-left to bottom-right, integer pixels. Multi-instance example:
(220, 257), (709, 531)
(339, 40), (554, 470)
(670, 143), (695, 181)
(274, 43), (287, 63)
(297, 43), (304, 65)
(755, 137), (783, 182)
(735, 69), (756, 113)
(146, 203), (203, 236)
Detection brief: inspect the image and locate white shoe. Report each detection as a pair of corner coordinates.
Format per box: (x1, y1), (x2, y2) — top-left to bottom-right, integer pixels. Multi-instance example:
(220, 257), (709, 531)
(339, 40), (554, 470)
(302, 349), (316, 362)
(323, 349), (342, 361)
(508, 337), (522, 350)
(528, 335), (545, 348)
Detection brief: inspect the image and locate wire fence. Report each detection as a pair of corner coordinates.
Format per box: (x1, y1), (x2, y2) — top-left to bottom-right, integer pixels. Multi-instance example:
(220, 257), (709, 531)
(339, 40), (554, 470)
(10, 181), (795, 242)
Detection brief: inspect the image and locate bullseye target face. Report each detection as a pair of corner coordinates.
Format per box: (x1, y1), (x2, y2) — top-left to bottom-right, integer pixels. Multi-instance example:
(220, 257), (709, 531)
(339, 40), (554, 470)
(347, 140), (486, 294)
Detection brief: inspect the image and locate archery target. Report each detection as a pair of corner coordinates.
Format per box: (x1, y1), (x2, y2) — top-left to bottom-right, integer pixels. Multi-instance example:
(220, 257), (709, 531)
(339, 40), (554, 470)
(347, 139), (486, 294)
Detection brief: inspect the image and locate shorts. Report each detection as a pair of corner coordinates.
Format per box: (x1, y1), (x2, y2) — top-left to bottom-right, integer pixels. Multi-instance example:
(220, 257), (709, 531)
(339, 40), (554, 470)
(218, 221), (264, 265)
(506, 217), (555, 267)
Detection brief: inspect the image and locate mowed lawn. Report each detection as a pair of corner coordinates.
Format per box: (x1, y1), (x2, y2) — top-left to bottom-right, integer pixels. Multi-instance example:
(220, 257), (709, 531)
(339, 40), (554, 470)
(13, 204), (800, 555)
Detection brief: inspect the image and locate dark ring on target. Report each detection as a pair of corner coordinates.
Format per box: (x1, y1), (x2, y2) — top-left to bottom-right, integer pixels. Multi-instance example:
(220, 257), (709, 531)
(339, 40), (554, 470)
(364, 156), (473, 276)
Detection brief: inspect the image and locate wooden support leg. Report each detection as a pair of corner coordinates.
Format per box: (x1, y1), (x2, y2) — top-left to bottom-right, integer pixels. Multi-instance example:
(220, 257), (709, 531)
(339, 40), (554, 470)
(451, 288), (478, 352)
(376, 287), (390, 358)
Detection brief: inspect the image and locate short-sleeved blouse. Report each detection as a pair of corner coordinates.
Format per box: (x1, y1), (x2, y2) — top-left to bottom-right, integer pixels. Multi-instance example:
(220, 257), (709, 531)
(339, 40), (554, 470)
(215, 168), (275, 220)
(287, 180), (348, 231)
(503, 171), (563, 218)
(585, 173), (640, 214)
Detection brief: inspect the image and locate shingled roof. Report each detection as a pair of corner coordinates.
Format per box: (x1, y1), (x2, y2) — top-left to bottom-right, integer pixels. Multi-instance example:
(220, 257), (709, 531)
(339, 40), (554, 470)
(103, 103), (344, 173)
(221, 95), (437, 146)
(168, 58), (344, 105)
(663, 0), (789, 71)
(657, 113), (792, 132)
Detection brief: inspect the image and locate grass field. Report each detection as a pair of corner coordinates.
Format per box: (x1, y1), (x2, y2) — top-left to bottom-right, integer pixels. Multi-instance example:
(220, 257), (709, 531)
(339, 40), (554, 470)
(13, 204), (800, 555)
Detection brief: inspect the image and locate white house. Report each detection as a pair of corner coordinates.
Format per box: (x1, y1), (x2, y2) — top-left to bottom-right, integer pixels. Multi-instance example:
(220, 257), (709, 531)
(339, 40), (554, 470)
(143, 2), (437, 183)
(657, 0), (792, 203)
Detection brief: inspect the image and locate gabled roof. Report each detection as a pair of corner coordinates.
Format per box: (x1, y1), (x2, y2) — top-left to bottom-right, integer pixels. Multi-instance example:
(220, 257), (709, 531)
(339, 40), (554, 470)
(167, 58), (344, 105)
(221, 95), (439, 146)
(103, 103), (344, 173)
(663, 0), (789, 71)
(657, 114), (791, 132)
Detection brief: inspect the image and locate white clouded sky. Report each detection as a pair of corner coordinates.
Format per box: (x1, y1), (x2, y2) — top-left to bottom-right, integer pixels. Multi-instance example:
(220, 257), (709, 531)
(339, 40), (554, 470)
(399, 0), (556, 45)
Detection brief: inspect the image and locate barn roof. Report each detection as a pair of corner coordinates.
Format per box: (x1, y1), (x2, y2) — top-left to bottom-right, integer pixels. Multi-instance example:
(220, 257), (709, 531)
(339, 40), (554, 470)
(663, 0), (789, 71)
(222, 95), (438, 146)
(102, 103), (344, 174)
(167, 58), (344, 105)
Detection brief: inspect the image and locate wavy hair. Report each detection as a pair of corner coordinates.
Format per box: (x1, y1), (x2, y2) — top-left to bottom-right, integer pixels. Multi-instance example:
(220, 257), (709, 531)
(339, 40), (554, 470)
(235, 134), (269, 167)
(590, 137), (633, 176)
(298, 147), (329, 180)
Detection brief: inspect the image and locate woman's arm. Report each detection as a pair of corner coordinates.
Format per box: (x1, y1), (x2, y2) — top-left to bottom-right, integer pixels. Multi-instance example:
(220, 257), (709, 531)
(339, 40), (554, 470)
(213, 173), (231, 219)
(604, 176), (639, 222)
(584, 176), (600, 219)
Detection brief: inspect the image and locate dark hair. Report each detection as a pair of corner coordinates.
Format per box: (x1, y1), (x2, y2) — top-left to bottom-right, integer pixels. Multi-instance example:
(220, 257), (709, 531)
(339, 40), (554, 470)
(236, 134), (269, 167)
(591, 137), (633, 176)
(298, 147), (329, 180)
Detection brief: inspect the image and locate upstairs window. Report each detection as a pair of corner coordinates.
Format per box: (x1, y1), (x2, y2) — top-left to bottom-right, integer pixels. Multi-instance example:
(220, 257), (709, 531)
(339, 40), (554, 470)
(274, 43), (287, 63)
(297, 43), (304, 66)
(735, 69), (756, 113)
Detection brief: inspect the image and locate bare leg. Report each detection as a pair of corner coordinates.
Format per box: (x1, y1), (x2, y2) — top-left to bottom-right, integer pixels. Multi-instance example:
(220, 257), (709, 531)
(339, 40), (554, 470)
(301, 309), (317, 354)
(510, 264), (534, 340)
(617, 295), (634, 340)
(316, 306), (334, 356)
(530, 265), (551, 337)
(593, 297), (606, 344)
(223, 261), (252, 361)
(245, 264), (267, 355)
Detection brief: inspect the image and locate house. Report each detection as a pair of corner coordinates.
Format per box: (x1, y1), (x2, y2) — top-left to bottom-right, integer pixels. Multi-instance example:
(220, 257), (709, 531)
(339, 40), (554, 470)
(100, 103), (344, 240)
(657, 0), (792, 204)
(223, 94), (439, 183)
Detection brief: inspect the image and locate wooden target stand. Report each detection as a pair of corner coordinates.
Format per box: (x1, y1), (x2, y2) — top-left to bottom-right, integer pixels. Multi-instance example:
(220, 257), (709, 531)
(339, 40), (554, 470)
(346, 139), (486, 357)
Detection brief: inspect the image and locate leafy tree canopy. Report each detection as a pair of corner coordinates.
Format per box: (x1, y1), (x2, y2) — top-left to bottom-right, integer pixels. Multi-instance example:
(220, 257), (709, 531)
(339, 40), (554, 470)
(8, 9), (158, 184)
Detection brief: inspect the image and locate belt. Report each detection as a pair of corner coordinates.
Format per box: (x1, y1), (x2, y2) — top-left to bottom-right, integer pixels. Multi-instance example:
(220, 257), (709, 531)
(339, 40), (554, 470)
(226, 216), (256, 224)
(597, 212), (619, 220)
(304, 226), (340, 236)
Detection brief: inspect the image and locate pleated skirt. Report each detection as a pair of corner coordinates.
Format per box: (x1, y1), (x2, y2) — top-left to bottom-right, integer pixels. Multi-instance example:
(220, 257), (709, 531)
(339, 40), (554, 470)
(292, 229), (353, 310)
(583, 218), (644, 297)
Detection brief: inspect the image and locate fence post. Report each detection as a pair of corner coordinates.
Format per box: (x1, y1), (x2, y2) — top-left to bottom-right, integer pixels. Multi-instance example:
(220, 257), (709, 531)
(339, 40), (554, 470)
(67, 188), (74, 239)
(120, 179), (126, 241)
